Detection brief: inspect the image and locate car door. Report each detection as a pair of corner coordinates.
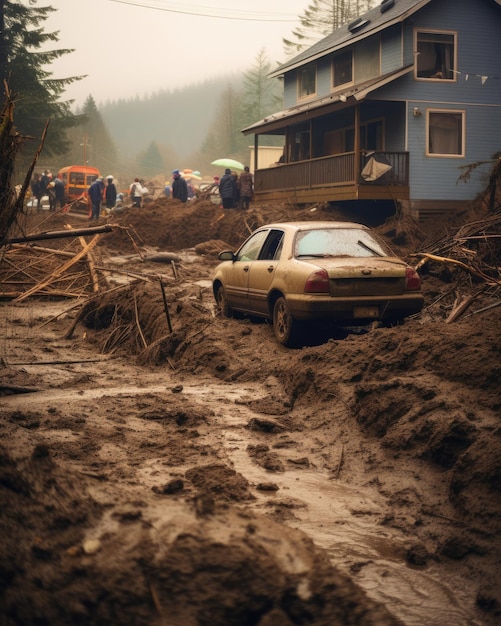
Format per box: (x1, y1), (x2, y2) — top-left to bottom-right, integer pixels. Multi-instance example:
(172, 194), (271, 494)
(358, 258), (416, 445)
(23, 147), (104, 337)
(246, 229), (285, 315)
(226, 229), (270, 310)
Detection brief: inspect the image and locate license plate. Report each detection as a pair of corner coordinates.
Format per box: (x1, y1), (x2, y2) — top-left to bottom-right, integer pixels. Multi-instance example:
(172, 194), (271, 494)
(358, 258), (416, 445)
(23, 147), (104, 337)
(354, 306), (379, 319)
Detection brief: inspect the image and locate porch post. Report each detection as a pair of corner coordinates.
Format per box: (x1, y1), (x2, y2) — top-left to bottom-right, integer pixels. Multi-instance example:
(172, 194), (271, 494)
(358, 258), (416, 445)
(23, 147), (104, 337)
(253, 134), (258, 172)
(354, 104), (360, 184)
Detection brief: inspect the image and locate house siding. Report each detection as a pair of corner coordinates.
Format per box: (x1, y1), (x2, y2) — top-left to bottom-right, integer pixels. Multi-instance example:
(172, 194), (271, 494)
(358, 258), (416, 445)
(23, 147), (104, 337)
(375, 0), (501, 201)
(381, 24), (403, 74)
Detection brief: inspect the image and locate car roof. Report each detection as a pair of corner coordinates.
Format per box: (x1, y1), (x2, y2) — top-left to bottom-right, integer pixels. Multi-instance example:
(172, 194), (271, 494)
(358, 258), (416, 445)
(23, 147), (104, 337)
(258, 221), (370, 231)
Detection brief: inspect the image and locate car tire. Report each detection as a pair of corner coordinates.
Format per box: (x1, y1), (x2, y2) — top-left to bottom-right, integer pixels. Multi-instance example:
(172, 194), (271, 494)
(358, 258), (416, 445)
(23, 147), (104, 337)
(273, 296), (299, 347)
(216, 285), (233, 318)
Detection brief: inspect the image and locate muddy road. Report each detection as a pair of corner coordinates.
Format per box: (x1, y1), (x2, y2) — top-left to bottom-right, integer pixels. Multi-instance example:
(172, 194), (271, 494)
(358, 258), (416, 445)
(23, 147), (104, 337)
(0, 200), (500, 625)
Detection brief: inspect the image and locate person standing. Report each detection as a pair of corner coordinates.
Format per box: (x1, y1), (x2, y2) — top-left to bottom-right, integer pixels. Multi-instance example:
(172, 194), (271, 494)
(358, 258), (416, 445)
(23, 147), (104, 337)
(36, 170), (50, 211)
(238, 166), (253, 210)
(219, 168), (236, 209)
(54, 177), (66, 210)
(172, 170), (188, 203)
(88, 177), (104, 220)
(105, 175), (117, 210)
(46, 181), (56, 211)
(129, 177), (143, 208)
(30, 173), (42, 211)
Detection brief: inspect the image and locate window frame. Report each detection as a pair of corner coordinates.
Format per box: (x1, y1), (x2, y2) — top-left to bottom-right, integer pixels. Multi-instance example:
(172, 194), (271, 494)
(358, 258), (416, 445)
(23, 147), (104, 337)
(414, 29), (457, 82)
(426, 109), (465, 158)
(332, 49), (353, 89)
(297, 64), (317, 100)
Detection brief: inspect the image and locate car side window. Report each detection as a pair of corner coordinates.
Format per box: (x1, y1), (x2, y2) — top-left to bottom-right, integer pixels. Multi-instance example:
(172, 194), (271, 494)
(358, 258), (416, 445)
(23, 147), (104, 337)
(237, 230), (269, 262)
(259, 230), (284, 261)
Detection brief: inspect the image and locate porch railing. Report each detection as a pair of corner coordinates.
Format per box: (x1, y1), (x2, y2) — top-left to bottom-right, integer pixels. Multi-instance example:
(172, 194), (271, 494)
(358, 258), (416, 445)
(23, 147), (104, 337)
(254, 152), (408, 193)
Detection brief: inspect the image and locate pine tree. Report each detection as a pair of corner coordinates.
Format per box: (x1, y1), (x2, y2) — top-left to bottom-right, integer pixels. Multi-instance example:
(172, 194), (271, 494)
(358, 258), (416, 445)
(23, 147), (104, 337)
(239, 49), (282, 126)
(137, 141), (164, 177)
(0, 0), (84, 168)
(283, 0), (377, 58)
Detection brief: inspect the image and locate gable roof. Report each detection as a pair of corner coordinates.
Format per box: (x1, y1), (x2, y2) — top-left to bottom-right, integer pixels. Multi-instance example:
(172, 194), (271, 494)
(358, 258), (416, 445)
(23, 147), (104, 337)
(269, 0), (431, 78)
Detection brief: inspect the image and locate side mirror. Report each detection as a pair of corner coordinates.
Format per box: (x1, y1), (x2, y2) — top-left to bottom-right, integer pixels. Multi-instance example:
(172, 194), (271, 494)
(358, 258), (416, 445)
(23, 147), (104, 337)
(218, 250), (236, 261)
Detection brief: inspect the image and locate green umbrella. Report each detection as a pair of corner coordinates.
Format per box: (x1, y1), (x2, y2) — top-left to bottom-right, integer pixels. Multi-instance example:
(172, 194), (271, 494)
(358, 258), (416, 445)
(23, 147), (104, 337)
(211, 158), (245, 171)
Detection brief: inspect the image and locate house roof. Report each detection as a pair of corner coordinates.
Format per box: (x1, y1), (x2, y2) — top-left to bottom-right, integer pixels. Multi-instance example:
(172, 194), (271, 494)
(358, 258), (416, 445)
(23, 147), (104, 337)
(269, 0), (431, 78)
(242, 65), (413, 135)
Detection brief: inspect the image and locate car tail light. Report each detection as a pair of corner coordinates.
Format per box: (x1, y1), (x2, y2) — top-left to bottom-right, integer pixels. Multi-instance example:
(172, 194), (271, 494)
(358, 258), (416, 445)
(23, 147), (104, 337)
(405, 266), (421, 291)
(304, 269), (330, 293)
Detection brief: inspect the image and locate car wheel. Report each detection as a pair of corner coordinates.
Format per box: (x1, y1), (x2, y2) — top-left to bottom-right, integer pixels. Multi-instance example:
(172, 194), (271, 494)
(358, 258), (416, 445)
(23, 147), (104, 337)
(273, 296), (298, 346)
(216, 285), (233, 318)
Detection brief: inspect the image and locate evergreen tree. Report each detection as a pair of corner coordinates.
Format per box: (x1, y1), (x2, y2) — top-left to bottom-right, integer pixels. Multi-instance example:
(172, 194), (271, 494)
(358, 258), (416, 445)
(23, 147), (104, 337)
(238, 49), (282, 127)
(81, 95), (117, 172)
(137, 141), (164, 177)
(0, 0), (84, 168)
(283, 0), (377, 57)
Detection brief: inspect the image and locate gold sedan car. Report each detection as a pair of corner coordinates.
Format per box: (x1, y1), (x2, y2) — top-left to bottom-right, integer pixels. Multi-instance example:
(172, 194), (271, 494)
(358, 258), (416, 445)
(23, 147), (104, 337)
(213, 222), (424, 346)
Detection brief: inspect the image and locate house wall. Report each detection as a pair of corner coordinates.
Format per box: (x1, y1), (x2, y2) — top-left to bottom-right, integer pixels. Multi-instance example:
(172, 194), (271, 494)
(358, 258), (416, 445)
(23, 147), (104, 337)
(376, 0), (501, 201)
(381, 24), (403, 74)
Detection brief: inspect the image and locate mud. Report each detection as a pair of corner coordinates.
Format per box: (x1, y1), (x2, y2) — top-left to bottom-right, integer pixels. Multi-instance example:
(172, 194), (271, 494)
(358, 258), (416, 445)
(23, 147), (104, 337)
(0, 198), (500, 625)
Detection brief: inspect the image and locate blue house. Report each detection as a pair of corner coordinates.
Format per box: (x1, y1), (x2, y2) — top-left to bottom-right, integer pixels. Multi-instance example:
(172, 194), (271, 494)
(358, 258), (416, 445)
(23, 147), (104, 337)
(242, 0), (501, 221)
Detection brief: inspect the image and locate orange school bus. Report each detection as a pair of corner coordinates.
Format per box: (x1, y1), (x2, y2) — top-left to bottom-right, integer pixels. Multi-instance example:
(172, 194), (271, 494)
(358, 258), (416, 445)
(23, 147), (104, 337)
(57, 165), (100, 203)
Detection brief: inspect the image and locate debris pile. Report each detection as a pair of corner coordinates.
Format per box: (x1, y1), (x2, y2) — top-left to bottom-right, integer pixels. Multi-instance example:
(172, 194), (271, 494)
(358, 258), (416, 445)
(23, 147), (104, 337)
(415, 209), (501, 322)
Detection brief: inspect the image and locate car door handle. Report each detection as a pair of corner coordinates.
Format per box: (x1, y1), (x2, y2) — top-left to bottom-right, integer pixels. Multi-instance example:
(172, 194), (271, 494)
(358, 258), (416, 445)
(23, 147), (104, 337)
(243, 266), (250, 272)
(267, 265), (275, 273)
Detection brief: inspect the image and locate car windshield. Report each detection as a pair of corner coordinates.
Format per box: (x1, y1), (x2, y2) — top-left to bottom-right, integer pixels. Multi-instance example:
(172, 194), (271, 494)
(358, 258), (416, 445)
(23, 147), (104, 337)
(294, 228), (387, 258)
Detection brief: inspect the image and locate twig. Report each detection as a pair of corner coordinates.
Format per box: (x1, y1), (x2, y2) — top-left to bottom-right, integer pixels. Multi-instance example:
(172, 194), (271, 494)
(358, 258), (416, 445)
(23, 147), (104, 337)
(334, 444), (344, 479)
(158, 277), (172, 333)
(133, 294), (148, 349)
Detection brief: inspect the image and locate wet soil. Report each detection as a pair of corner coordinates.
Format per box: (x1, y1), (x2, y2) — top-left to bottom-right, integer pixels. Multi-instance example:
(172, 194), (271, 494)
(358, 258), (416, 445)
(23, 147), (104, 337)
(0, 198), (500, 625)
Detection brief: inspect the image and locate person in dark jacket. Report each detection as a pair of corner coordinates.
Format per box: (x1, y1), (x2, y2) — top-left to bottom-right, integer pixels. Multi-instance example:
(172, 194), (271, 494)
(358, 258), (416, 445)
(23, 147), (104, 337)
(30, 173), (43, 211)
(105, 176), (117, 210)
(219, 168), (237, 209)
(238, 166), (253, 210)
(54, 177), (66, 210)
(88, 177), (104, 220)
(172, 169), (188, 203)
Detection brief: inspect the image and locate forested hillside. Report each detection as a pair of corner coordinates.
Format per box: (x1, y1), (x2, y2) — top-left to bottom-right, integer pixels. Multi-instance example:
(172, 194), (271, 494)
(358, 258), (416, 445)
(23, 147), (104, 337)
(100, 74), (241, 165)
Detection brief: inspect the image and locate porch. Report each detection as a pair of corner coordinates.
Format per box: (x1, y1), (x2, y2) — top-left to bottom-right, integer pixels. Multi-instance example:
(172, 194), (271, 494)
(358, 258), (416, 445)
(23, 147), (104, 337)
(253, 151), (409, 205)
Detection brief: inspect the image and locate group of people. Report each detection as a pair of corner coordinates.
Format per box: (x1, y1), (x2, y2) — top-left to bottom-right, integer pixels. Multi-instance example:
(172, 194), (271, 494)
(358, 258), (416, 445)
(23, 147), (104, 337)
(218, 166), (253, 210)
(30, 170), (65, 212)
(88, 175), (119, 220)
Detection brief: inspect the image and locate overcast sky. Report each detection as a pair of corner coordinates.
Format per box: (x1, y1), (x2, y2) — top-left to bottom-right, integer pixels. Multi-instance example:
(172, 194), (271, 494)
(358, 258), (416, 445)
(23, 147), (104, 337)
(43, 0), (311, 108)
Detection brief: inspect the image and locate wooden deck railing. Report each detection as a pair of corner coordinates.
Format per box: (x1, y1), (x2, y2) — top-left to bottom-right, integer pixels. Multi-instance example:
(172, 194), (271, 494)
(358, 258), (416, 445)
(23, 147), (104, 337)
(254, 152), (408, 193)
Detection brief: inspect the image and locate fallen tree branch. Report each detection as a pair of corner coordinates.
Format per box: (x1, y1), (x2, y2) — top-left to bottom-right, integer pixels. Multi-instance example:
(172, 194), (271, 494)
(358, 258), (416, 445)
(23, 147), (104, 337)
(2, 224), (115, 246)
(414, 252), (501, 286)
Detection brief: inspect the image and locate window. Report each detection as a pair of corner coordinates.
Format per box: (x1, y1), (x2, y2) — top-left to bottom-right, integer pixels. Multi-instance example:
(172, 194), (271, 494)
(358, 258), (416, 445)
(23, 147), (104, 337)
(70, 172), (85, 185)
(323, 119), (383, 155)
(333, 50), (353, 88)
(237, 230), (269, 262)
(298, 65), (316, 98)
(259, 230), (285, 261)
(295, 228), (386, 258)
(427, 110), (464, 157)
(416, 31), (455, 80)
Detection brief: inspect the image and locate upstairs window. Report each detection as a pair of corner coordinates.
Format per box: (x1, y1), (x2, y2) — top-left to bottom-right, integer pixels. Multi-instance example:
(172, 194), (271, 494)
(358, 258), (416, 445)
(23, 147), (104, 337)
(333, 50), (353, 88)
(427, 110), (464, 157)
(298, 65), (316, 98)
(416, 31), (456, 80)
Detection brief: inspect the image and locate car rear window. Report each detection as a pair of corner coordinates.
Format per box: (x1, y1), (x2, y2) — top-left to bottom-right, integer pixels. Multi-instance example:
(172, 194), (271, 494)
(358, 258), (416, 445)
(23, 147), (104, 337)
(295, 228), (386, 258)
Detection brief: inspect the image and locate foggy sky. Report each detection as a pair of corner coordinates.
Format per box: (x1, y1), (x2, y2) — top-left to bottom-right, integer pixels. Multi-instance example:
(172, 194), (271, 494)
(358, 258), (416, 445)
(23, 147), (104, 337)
(42, 0), (310, 108)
